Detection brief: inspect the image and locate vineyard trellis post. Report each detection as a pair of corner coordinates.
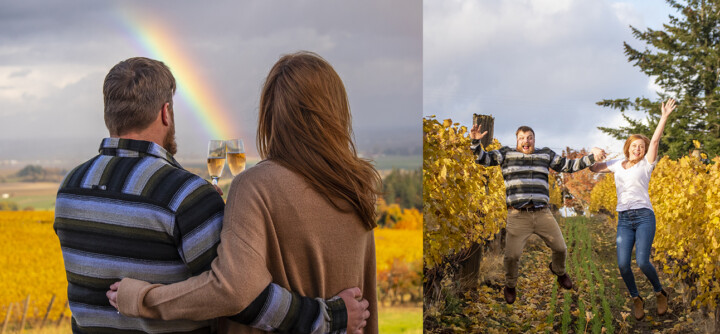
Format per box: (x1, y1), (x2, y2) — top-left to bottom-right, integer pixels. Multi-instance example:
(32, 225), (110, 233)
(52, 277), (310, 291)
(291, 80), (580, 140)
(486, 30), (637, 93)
(459, 114), (497, 288)
(1, 303), (12, 334)
(19, 296), (29, 333)
(40, 294), (55, 329)
(56, 300), (68, 327)
(473, 114), (494, 149)
(472, 114), (495, 204)
(715, 299), (720, 334)
(713, 299), (720, 334)
(1, 296), (71, 333)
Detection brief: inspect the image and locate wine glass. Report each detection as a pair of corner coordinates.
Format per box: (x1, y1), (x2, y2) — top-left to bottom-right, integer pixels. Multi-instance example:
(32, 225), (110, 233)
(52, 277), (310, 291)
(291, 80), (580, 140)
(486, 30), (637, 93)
(226, 139), (246, 176)
(207, 140), (226, 186)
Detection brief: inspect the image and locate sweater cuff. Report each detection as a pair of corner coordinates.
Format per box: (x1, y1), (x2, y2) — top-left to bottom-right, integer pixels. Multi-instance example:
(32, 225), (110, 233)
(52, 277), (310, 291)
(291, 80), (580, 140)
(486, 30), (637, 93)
(470, 139), (483, 153)
(227, 283), (327, 334)
(326, 296), (347, 333)
(117, 278), (154, 318)
(588, 153), (597, 165)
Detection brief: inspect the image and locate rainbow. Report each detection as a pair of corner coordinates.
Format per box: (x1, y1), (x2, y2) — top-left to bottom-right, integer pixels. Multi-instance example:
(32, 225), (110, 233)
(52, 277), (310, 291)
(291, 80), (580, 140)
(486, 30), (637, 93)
(114, 8), (236, 140)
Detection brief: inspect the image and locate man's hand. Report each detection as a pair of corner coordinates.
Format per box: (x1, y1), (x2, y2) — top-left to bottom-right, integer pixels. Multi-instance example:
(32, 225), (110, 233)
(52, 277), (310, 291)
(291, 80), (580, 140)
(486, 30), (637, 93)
(470, 124), (488, 140)
(337, 287), (370, 334)
(107, 281), (120, 311)
(590, 147), (606, 162)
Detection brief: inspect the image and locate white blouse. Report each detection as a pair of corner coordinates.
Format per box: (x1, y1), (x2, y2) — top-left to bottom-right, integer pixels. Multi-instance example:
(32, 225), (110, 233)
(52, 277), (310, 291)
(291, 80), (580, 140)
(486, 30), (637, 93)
(606, 157), (656, 212)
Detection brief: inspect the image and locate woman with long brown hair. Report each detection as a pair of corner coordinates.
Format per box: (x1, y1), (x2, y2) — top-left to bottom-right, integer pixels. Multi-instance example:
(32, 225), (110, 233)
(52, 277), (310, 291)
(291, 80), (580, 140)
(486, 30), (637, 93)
(252, 50), (381, 331)
(257, 51), (381, 230)
(109, 51), (380, 334)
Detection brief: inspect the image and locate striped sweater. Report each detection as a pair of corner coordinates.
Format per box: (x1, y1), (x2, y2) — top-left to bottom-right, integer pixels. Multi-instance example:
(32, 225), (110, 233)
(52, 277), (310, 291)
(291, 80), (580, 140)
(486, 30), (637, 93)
(54, 138), (343, 334)
(470, 140), (596, 208)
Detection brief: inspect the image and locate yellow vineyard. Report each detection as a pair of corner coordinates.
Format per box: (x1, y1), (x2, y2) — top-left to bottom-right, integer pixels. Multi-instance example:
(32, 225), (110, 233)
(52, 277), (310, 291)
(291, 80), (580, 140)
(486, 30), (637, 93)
(1, 211), (421, 321)
(375, 228), (422, 305)
(0, 211), (69, 323)
(375, 228), (422, 273)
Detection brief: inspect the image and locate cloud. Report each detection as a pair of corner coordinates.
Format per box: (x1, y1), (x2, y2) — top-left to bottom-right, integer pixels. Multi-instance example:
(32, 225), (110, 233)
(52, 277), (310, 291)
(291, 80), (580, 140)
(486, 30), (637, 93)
(8, 69), (30, 78)
(0, 64), (104, 117)
(424, 0), (660, 151)
(611, 2), (643, 27)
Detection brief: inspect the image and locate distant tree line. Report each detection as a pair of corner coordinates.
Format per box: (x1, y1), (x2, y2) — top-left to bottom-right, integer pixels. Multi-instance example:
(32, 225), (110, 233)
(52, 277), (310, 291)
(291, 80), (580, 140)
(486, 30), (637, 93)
(376, 146), (422, 156)
(382, 168), (421, 210)
(14, 165), (67, 182)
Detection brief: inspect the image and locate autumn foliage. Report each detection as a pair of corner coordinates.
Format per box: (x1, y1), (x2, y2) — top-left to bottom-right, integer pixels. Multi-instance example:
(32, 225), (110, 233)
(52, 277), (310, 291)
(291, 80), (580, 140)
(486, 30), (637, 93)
(374, 228), (422, 305)
(376, 197), (422, 230)
(588, 173), (617, 219)
(0, 211), (69, 323)
(649, 156), (720, 310)
(423, 116), (506, 271)
(555, 148), (600, 215)
(375, 197), (423, 305)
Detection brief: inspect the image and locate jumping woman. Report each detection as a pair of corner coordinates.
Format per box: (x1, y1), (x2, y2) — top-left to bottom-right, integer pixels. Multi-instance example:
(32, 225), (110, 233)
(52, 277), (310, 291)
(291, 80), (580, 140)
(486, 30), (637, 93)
(590, 98), (676, 320)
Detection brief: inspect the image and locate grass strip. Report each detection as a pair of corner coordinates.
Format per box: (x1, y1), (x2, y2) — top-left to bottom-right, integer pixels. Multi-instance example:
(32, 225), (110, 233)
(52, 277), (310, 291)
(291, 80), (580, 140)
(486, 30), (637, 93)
(561, 290), (572, 334)
(546, 282), (559, 333)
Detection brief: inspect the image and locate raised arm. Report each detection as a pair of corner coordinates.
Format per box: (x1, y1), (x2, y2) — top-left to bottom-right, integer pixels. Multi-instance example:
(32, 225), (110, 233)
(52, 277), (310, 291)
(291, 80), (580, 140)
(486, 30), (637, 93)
(549, 147), (604, 173)
(646, 98), (676, 164)
(469, 124), (504, 166)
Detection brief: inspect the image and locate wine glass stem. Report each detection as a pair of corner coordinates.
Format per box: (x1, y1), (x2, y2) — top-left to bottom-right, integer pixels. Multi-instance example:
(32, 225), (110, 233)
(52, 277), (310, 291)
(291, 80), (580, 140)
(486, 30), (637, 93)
(211, 177), (219, 186)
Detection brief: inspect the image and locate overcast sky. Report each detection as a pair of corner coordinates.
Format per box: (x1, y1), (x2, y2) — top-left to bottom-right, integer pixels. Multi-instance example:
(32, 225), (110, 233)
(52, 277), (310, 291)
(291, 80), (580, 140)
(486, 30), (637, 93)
(0, 1), (421, 162)
(424, 0), (675, 156)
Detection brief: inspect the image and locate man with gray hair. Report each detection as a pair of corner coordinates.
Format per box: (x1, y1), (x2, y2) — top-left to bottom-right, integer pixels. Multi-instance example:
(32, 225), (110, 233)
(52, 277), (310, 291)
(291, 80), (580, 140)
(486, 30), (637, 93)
(54, 57), (367, 333)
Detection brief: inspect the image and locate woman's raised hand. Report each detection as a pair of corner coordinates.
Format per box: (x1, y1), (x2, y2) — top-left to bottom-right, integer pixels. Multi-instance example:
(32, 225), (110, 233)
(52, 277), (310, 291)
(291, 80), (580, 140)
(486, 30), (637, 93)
(661, 98), (676, 118)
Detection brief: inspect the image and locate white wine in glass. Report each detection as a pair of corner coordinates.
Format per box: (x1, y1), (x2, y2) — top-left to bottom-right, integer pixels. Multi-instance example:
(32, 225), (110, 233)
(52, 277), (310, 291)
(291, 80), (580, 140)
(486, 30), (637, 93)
(207, 140), (226, 186)
(226, 139), (246, 176)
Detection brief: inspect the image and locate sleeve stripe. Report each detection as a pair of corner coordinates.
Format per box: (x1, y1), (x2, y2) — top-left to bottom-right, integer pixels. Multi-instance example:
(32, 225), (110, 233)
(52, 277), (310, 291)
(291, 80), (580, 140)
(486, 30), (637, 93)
(227, 283), (334, 334)
(180, 211), (222, 263)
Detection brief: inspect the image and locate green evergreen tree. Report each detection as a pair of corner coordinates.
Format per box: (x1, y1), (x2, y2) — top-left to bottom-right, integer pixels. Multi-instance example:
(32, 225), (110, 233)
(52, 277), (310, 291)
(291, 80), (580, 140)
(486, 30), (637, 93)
(598, 0), (720, 158)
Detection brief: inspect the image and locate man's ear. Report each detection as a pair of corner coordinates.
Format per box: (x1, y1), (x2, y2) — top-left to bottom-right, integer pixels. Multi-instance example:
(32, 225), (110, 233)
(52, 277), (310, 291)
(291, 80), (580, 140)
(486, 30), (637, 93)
(161, 103), (171, 126)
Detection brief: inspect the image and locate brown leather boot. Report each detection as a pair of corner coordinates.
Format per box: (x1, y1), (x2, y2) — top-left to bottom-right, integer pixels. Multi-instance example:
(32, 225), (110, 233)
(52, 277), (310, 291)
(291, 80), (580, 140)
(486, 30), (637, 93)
(656, 289), (668, 315)
(504, 286), (516, 304)
(549, 262), (573, 289)
(632, 296), (645, 320)
(556, 273), (573, 290)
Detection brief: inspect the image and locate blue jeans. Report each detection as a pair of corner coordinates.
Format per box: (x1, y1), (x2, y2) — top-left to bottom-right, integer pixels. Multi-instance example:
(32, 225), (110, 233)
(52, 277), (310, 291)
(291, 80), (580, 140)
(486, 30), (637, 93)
(616, 208), (663, 297)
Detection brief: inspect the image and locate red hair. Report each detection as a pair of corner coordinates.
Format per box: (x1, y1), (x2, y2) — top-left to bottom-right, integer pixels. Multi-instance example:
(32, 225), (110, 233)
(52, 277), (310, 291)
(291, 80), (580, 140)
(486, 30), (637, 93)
(623, 134), (650, 160)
